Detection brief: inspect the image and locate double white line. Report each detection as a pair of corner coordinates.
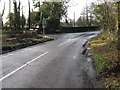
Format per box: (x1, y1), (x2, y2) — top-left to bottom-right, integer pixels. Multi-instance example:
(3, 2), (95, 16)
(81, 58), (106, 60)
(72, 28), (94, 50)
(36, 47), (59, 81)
(0, 51), (48, 81)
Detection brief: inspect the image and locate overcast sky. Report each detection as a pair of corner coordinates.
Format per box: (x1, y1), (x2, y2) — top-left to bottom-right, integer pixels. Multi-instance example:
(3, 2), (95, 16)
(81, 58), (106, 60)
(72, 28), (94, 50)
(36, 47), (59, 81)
(0, 0), (97, 24)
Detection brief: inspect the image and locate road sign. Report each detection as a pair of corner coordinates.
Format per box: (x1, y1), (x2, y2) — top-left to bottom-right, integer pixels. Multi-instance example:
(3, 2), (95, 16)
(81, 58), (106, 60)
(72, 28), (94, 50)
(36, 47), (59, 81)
(42, 17), (46, 25)
(42, 24), (46, 29)
(42, 17), (46, 36)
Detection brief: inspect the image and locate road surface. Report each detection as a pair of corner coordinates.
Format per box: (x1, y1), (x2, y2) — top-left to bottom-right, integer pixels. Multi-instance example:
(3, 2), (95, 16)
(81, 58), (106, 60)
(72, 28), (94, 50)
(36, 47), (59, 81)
(1, 31), (102, 88)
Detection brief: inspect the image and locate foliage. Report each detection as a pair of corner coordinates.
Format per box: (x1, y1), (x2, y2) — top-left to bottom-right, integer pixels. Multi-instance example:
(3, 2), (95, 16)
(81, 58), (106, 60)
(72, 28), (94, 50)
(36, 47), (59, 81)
(76, 17), (85, 27)
(2, 31), (54, 54)
(13, 0), (21, 30)
(7, 13), (14, 27)
(60, 19), (73, 27)
(91, 33), (120, 88)
(77, 3), (98, 27)
(21, 14), (26, 28)
(92, 1), (117, 33)
(33, 1), (68, 33)
(27, 11), (42, 27)
(7, 13), (26, 29)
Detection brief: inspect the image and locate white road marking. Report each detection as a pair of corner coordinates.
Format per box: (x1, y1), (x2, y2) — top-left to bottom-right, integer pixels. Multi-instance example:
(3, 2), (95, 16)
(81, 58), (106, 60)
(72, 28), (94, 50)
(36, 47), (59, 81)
(64, 36), (67, 38)
(58, 39), (71, 47)
(58, 42), (67, 47)
(73, 54), (78, 59)
(0, 51), (48, 81)
(8, 54), (13, 56)
(73, 56), (76, 59)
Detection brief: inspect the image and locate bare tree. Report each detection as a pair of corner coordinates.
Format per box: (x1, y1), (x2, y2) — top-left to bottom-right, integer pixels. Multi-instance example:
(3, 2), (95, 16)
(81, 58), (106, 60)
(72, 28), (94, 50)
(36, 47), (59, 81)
(1, 2), (5, 28)
(94, 0), (117, 34)
(28, 0), (31, 29)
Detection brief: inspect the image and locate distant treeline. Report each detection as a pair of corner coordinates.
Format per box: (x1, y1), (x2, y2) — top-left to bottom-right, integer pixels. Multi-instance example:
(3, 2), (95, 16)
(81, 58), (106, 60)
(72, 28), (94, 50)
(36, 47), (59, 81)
(60, 26), (100, 33)
(2, 26), (99, 34)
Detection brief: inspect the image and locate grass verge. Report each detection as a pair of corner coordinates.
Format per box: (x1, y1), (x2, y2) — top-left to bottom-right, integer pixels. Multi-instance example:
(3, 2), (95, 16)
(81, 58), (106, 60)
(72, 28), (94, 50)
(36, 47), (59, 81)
(90, 33), (120, 88)
(2, 32), (54, 54)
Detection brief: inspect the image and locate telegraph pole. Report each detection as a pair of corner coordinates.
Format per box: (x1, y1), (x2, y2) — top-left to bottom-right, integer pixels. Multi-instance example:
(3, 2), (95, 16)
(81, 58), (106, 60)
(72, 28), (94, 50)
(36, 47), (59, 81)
(86, 4), (89, 26)
(28, 0), (31, 29)
(9, 0), (11, 27)
(73, 12), (75, 27)
(9, 0), (11, 13)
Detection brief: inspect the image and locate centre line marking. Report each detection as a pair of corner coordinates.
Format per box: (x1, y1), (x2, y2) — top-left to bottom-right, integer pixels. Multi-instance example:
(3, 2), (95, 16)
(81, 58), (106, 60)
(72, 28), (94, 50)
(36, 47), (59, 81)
(73, 56), (76, 59)
(58, 39), (71, 47)
(0, 51), (48, 81)
(73, 54), (78, 59)
(58, 42), (66, 47)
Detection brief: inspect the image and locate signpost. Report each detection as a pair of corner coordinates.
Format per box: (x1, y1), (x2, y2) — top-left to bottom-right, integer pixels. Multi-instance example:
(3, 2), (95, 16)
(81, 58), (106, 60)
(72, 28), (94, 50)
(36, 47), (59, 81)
(42, 17), (46, 36)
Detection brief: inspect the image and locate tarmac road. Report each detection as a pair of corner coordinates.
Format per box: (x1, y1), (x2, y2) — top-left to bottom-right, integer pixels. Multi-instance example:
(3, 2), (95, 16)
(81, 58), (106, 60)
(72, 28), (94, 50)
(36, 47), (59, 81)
(1, 31), (102, 88)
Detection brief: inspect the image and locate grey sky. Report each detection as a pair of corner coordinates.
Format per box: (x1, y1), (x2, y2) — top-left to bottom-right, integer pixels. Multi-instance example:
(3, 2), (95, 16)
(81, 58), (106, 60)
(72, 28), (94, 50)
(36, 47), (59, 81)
(0, 0), (97, 24)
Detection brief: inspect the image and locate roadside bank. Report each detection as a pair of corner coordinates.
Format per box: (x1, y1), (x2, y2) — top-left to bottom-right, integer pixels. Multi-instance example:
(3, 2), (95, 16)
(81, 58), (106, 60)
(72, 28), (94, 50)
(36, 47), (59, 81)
(90, 33), (120, 88)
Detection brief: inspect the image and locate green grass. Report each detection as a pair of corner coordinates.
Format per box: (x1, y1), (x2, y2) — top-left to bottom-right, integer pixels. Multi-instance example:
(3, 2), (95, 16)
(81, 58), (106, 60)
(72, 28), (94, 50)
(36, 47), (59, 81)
(93, 53), (109, 72)
(2, 36), (54, 53)
(2, 31), (54, 53)
(90, 33), (120, 88)
(30, 37), (54, 42)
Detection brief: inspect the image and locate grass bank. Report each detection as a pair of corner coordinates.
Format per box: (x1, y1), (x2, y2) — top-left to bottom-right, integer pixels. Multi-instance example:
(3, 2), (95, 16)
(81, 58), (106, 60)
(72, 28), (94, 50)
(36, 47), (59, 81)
(2, 30), (54, 54)
(90, 33), (120, 88)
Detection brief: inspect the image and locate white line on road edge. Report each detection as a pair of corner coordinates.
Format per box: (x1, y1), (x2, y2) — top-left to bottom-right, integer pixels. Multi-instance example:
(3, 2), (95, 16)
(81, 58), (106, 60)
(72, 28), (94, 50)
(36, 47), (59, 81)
(0, 51), (48, 81)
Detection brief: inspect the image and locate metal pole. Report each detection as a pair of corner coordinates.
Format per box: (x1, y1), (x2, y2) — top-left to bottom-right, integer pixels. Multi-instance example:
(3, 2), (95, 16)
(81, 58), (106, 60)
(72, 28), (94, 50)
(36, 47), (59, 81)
(73, 12), (75, 27)
(86, 4), (89, 26)
(43, 28), (45, 36)
(9, 0), (11, 27)
(42, 17), (46, 36)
